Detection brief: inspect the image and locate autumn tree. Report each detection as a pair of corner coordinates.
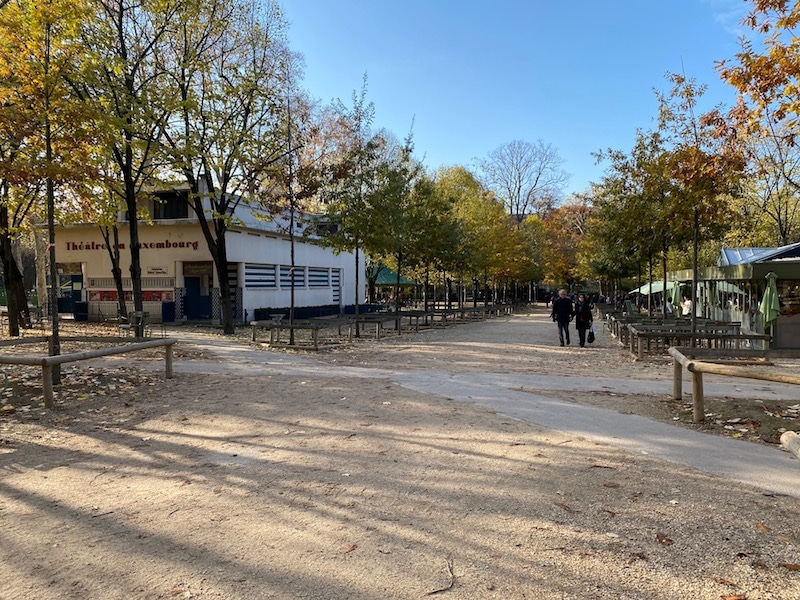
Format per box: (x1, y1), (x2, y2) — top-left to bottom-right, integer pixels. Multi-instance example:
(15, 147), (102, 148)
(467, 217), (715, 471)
(159, 0), (292, 334)
(477, 139), (568, 218)
(360, 134), (427, 314)
(0, 0), (99, 348)
(738, 129), (800, 245)
(657, 73), (746, 331)
(71, 0), (185, 329)
(70, 167), (129, 319)
(429, 166), (486, 306)
(0, 1), (38, 334)
(320, 79), (385, 319)
(540, 208), (581, 289)
(469, 195), (518, 303)
(591, 128), (679, 314)
(718, 3), (800, 176)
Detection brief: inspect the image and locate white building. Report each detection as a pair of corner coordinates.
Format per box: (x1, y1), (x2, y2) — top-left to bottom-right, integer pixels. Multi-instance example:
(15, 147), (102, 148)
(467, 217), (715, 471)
(55, 190), (363, 323)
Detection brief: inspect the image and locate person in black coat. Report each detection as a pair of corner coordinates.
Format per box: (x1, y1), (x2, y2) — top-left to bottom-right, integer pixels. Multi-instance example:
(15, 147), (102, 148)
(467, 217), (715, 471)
(550, 289), (573, 346)
(573, 293), (593, 347)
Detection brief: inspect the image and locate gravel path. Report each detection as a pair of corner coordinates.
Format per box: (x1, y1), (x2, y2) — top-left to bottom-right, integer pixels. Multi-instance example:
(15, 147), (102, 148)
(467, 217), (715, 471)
(1, 308), (799, 599)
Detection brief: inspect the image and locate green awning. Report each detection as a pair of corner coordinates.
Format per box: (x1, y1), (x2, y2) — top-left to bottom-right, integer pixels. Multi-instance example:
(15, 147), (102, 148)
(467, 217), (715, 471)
(372, 267), (416, 286)
(630, 281), (675, 295)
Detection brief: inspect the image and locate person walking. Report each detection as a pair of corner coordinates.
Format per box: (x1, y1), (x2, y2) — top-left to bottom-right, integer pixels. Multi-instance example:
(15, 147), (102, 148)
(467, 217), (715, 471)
(550, 289), (573, 346)
(681, 295), (693, 319)
(573, 293), (593, 347)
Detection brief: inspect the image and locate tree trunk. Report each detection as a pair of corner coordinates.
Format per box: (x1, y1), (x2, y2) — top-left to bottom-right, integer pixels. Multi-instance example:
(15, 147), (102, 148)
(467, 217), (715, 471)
(100, 225), (127, 319)
(212, 206), (235, 335)
(647, 250), (654, 317)
(424, 268), (430, 311)
(661, 238), (669, 319)
(34, 219), (48, 318)
(125, 187), (144, 319)
(367, 270), (376, 304)
(214, 245), (234, 334)
(394, 252), (402, 314)
(121, 122), (144, 334)
(44, 30), (61, 382)
(690, 207), (699, 349)
(0, 201), (28, 335)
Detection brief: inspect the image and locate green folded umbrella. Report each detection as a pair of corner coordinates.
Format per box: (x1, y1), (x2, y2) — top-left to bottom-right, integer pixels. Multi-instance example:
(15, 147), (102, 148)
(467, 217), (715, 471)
(669, 281), (682, 306)
(759, 272), (780, 330)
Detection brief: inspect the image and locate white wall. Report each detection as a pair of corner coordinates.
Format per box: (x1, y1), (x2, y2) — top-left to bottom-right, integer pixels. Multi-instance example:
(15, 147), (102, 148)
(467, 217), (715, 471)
(56, 219), (362, 320)
(225, 227), (362, 314)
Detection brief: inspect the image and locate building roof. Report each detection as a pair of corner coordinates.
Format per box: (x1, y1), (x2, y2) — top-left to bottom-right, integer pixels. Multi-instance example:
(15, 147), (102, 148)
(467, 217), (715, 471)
(718, 242), (800, 266)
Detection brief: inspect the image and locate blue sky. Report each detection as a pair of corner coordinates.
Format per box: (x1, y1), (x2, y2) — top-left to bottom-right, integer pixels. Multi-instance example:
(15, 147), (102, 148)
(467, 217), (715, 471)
(279, 0), (750, 196)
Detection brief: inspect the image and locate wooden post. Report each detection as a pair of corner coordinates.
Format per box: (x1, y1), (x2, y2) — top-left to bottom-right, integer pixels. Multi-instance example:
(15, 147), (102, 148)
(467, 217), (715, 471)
(692, 370), (704, 423)
(673, 358), (682, 401)
(165, 343), (173, 378)
(42, 365), (55, 409)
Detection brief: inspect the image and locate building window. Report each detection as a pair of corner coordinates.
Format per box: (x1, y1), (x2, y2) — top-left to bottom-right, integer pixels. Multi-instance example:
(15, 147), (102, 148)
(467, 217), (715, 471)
(152, 190), (189, 220)
(308, 267), (330, 288)
(245, 264), (277, 289)
(280, 265), (305, 288)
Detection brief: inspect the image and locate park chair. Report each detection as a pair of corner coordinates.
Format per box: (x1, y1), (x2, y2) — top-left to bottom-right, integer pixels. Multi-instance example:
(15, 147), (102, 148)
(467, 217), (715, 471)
(118, 311), (149, 337)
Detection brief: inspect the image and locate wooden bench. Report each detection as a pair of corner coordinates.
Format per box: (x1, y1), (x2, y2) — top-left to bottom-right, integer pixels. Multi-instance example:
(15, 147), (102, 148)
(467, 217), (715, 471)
(627, 323), (756, 359)
(0, 336), (177, 409)
(609, 315), (674, 344)
(346, 314), (401, 339)
(393, 310), (435, 332)
(431, 308), (461, 326)
(462, 306), (495, 320)
(250, 319), (323, 350)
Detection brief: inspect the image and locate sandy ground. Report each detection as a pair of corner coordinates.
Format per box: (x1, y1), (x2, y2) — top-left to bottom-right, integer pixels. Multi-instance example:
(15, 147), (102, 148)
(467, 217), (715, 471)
(1, 307), (800, 599)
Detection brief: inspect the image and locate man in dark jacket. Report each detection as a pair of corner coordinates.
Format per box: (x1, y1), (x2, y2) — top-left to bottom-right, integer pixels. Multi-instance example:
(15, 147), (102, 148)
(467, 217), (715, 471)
(550, 288), (573, 346)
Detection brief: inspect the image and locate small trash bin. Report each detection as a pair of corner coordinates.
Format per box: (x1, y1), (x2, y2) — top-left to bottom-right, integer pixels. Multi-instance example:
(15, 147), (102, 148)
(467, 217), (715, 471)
(73, 301), (89, 321)
(57, 296), (73, 314)
(161, 301), (176, 323)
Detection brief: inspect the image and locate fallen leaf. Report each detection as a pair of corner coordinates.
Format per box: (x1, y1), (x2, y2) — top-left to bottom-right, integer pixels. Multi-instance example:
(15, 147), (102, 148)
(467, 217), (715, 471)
(780, 563), (800, 571)
(721, 595), (746, 600)
(627, 552), (647, 563)
(656, 532), (673, 545)
(755, 523), (771, 533)
(343, 544), (357, 554)
(554, 502), (578, 513)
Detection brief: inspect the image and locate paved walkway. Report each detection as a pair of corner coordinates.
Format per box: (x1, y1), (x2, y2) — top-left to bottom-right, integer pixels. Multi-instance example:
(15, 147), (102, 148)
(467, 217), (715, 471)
(102, 329), (800, 499)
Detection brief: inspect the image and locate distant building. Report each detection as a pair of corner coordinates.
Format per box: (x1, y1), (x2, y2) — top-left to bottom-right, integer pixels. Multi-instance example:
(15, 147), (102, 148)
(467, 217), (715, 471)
(54, 189), (363, 323)
(669, 241), (800, 349)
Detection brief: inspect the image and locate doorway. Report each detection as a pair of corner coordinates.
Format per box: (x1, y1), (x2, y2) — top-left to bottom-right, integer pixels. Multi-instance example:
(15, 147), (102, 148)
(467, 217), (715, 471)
(184, 275), (211, 319)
